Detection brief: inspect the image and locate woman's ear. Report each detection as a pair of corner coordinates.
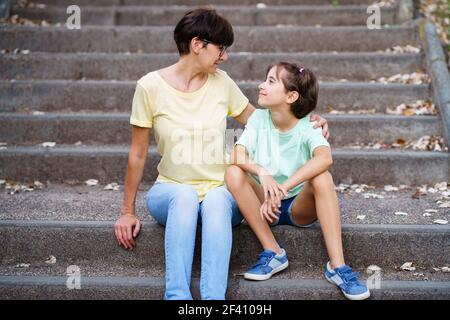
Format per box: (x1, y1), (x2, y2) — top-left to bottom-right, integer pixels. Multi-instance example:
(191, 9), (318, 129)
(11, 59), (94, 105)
(286, 91), (300, 104)
(190, 37), (203, 55)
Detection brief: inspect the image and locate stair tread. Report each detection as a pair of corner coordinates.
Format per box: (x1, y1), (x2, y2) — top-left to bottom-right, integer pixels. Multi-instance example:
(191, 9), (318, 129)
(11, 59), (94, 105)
(1, 183), (449, 225)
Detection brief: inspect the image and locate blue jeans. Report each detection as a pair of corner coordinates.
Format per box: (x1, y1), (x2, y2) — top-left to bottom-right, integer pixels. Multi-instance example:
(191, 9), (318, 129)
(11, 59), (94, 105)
(145, 182), (243, 300)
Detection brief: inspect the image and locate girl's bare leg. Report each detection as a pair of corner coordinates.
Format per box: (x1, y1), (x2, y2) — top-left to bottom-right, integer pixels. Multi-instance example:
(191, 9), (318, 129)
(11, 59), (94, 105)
(225, 165), (282, 254)
(289, 171), (345, 269)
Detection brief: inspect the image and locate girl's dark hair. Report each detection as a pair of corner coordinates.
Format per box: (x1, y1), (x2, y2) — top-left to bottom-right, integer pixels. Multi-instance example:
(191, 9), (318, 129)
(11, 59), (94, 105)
(266, 62), (319, 119)
(174, 7), (234, 56)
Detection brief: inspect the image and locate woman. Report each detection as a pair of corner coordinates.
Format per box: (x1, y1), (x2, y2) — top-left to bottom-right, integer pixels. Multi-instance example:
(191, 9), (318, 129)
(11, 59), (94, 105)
(114, 8), (329, 300)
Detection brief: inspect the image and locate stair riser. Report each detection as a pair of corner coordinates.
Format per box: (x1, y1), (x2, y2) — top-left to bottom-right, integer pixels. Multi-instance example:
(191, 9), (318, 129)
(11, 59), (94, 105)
(1, 224), (449, 269)
(0, 26), (418, 53)
(1, 278), (449, 300)
(0, 115), (441, 146)
(0, 81), (430, 113)
(12, 6), (397, 26)
(0, 53), (424, 82)
(1, 149), (448, 185)
(32, 0), (397, 6)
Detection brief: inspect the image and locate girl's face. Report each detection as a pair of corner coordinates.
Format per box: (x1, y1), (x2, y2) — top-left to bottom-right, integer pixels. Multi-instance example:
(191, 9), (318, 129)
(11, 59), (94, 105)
(258, 66), (290, 108)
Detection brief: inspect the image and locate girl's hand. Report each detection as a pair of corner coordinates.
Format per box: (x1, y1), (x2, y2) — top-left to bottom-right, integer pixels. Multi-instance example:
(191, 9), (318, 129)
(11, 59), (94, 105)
(114, 214), (141, 250)
(258, 168), (288, 220)
(260, 199), (279, 224)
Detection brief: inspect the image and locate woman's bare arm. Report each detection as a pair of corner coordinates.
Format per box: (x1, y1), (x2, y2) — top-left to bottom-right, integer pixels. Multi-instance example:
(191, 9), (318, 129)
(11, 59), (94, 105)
(115, 125), (151, 250)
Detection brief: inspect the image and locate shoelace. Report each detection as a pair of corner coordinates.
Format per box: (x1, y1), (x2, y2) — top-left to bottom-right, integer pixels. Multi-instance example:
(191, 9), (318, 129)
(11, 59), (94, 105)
(250, 251), (275, 269)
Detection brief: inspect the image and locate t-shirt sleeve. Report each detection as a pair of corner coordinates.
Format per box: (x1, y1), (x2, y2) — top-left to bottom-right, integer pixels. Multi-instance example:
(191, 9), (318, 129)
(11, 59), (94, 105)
(225, 73), (249, 117)
(129, 82), (153, 128)
(306, 124), (331, 158)
(235, 111), (260, 158)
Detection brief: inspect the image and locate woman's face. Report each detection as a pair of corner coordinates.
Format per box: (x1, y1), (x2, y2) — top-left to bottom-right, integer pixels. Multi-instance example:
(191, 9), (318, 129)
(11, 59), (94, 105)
(198, 39), (229, 73)
(258, 66), (289, 108)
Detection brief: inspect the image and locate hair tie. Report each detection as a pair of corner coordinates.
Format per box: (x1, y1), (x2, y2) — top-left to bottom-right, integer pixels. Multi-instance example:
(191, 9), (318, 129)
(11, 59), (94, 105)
(299, 67), (304, 73)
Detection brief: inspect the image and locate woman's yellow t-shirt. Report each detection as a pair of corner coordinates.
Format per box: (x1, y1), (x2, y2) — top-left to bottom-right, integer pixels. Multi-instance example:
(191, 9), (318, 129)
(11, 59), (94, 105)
(129, 69), (249, 201)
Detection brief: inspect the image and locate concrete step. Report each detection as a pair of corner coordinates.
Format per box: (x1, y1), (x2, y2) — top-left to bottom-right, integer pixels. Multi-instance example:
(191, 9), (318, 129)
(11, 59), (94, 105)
(0, 80), (430, 113)
(1, 185), (448, 300)
(0, 52), (424, 82)
(0, 145), (448, 185)
(0, 25), (418, 53)
(1, 274), (448, 300)
(31, 0), (393, 6)
(2, 184), (448, 225)
(0, 219), (449, 272)
(12, 5), (398, 26)
(0, 265), (449, 300)
(0, 113), (441, 147)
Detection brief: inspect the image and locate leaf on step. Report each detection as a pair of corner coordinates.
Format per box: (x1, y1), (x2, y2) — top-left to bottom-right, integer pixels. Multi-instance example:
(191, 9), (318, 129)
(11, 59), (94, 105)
(41, 142), (56, 148)
(384, 185), (399, 192)
(15, 263), (30, 268)
(357, 215), (366, 220)
(85, 179), (98, 186)
(383, 45), (421, 54)
(433, 219), (448, 225)
(423, 213), (433, 217)
(104, 183), (120, 191)
(45, 255), (56, 264)
(425, 209), (438, 213)
(394, 211), (408, 216)
(400, 262), (416, 271)
(256, 3), (267, 9)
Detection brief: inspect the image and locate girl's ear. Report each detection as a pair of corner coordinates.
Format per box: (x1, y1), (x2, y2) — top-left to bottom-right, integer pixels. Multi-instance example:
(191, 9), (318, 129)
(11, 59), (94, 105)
(286, 91), (300, 104)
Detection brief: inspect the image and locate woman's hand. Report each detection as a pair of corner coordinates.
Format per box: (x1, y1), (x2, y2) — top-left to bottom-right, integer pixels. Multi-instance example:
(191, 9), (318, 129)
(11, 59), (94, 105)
(114, 214), (141, 250)
(258, 168), (288, 223)
(310, 114), (330, 140)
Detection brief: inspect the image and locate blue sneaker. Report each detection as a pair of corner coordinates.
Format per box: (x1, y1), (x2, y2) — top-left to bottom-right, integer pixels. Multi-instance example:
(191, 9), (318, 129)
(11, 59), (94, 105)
(324, 261), (370, 300)
(244, 248), (289, 281)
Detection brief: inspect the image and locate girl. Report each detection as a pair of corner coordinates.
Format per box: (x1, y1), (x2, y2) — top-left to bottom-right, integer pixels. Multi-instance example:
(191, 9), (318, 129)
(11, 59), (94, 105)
(225, 62), (370, 300)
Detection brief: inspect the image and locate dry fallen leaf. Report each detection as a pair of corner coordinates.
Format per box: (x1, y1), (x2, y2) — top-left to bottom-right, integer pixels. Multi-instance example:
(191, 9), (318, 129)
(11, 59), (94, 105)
(400, 262), (416, 271)
(45, 255), (56, 264)
(386, 100), (436, 116)
(433, 219), (448, 225)
(384, 185), (399, 192)
(383, 45), (421, 54)
(104, 183), (120, 191)
(85, 179), (98, 186)
(395, 211), (408, 216)
(15, 263), (30, 268)
(41, 142), (56, 148)
(357, 215), (366, 220)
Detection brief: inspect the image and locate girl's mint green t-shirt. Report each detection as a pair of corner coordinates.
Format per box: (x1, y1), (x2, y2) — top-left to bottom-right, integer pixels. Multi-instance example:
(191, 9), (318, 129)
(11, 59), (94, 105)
(235, 109), (330, 199)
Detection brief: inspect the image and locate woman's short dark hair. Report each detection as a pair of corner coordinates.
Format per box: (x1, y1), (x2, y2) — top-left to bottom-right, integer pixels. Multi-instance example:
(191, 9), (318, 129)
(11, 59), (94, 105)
(266, 62), (319, 120)
(174, 7), (234, 56)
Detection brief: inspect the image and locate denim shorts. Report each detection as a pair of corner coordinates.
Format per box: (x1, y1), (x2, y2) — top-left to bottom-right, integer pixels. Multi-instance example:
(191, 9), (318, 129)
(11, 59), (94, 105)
(270, 195), (318, 228)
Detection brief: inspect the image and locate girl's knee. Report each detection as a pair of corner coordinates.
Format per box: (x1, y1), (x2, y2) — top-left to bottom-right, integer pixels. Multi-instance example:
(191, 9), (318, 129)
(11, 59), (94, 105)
(224, 165), (246, 189)
(310, 171), (335, 191)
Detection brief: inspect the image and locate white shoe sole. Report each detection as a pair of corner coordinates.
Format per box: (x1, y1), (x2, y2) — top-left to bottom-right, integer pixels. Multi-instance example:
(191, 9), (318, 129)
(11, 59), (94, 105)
(325, 274), (371, 300)
(244, 261), (289, 281)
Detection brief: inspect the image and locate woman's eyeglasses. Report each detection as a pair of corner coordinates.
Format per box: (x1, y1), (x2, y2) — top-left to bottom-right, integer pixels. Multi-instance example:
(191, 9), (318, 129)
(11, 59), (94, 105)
(202, 39), (228, 57)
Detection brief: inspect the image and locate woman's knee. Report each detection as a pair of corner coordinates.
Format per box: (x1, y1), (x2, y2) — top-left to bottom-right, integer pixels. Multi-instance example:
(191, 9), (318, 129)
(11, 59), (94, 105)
(224, 165), (247, 190)
(310, 171), (335, 192)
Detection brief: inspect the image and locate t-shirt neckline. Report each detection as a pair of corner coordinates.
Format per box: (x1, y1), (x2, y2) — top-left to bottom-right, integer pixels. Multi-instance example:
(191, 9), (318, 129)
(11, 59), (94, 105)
(155, 71), (211, 98)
